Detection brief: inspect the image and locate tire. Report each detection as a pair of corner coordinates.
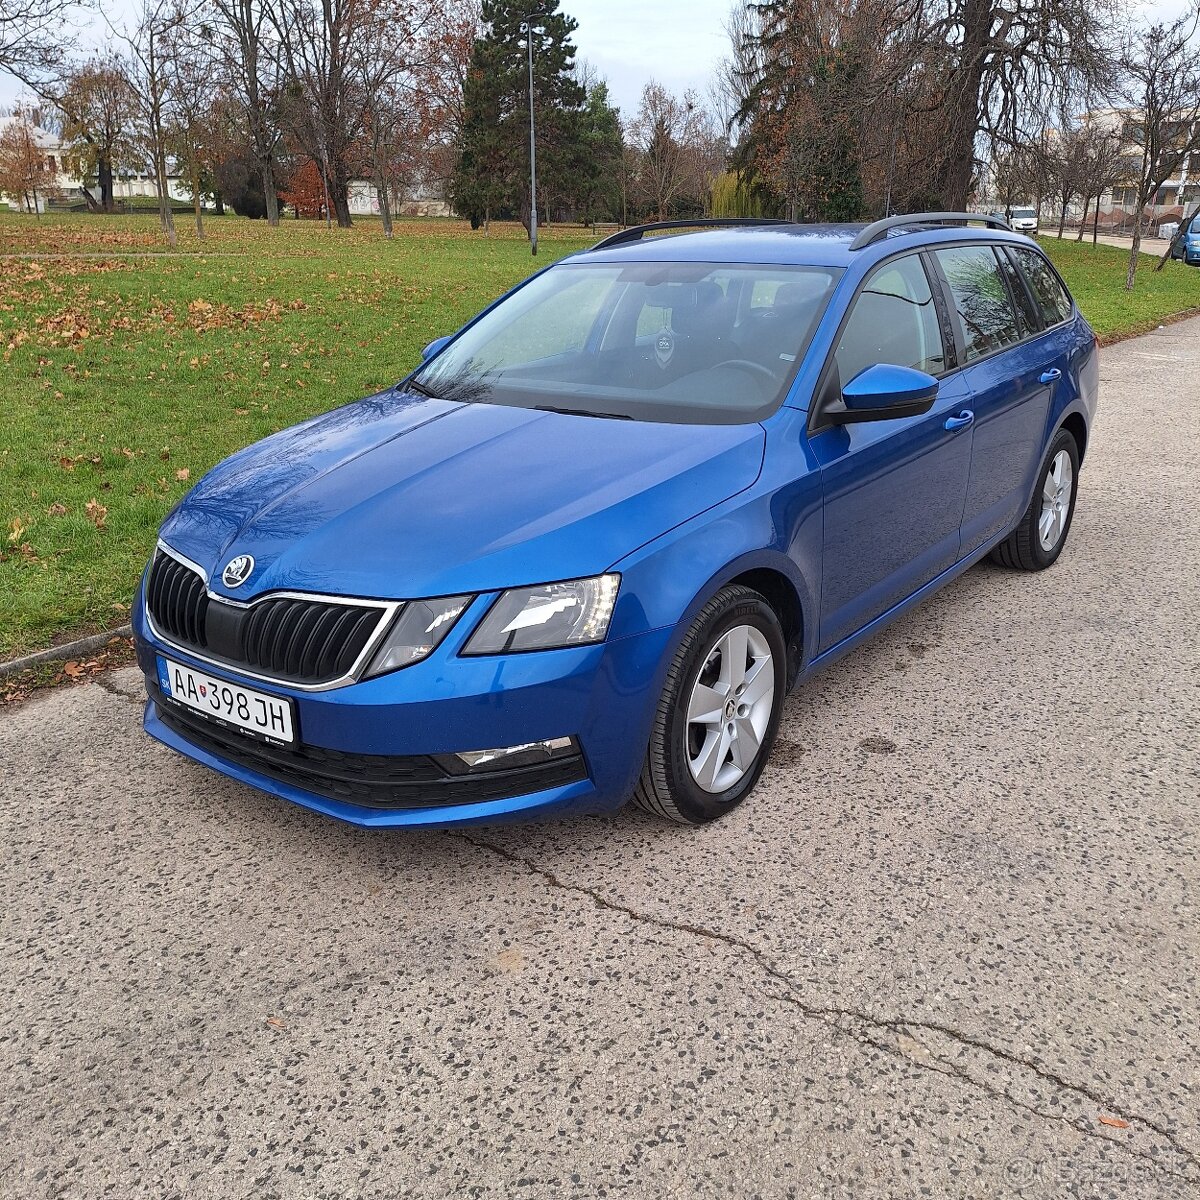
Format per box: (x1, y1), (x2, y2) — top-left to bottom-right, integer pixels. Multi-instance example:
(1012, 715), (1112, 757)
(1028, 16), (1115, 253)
(990, 428), (1081, 571)
(633, 584), (787, 825)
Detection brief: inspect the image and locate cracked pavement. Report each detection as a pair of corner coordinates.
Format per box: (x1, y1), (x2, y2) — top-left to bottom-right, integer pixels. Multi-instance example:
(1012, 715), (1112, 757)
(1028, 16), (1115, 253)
(3, 318), (1199, 1198)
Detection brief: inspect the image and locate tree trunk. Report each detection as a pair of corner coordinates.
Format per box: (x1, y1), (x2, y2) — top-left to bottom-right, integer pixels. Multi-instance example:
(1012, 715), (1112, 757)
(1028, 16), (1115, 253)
(157, 171), (176, 245)
(1126, 207), (1142, 291)
(329, 158), (353, 228)
(943, 0), (991, 209)
(191, 162), (205, 239)
(1092, 196), (1100, 245)
(98, 156), (114, 212)
(372, 127), (392, 238)
(1156, 200), (1200, 271)
(1076, 196), (1090, 241)
(376, 173), (393, 238)
(260, 156), (279, 227)
(214, 191), (225, 216)
(1057, 200), (1066, 238)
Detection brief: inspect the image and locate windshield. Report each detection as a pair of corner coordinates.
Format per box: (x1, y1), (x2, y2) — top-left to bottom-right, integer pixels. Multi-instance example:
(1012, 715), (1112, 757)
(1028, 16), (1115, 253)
(410, 261), (842, 424)
(1011, 208), (1036, 219)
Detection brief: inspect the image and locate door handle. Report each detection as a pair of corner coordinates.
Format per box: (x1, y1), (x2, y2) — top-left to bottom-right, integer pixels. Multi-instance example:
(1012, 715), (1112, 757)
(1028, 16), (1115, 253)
(1040, 368), (1062, 384)
(944, 409), (974, 432)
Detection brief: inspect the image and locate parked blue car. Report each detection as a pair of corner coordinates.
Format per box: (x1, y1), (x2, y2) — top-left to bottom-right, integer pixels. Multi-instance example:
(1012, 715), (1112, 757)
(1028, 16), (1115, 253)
(1170, 210), (1200, 264)
(134, 212), (1099, 827)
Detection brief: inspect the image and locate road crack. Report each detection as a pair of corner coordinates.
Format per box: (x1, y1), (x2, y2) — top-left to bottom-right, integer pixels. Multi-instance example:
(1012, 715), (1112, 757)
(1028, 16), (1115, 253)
(453, 829), (1199, 1181)
(91, 674), (144, 706)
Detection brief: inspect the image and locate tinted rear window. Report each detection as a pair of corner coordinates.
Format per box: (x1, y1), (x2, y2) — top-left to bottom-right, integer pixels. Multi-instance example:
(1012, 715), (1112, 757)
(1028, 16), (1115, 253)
(933, 245), (1021, 362)
(1011, 248), (1073, 326)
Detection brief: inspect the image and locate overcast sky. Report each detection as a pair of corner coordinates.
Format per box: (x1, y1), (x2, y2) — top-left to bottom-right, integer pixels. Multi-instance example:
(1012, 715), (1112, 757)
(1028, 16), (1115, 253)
(0, 0), (1193, 118)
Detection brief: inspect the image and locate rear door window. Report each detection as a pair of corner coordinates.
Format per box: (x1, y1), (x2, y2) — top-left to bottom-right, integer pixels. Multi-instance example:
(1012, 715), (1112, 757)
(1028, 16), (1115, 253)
(932, 244), (1021, 362)
(1011, 248), (1074, 326)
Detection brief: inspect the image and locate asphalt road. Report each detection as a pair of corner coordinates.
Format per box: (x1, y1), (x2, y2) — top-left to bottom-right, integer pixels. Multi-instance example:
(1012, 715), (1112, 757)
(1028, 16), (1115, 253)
(3, 318), (1198, 1199)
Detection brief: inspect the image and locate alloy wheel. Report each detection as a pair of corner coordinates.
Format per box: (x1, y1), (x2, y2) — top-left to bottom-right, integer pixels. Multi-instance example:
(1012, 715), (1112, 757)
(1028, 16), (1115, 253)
(1038, 449), (1074, 552)
(685, 624), (775, 794)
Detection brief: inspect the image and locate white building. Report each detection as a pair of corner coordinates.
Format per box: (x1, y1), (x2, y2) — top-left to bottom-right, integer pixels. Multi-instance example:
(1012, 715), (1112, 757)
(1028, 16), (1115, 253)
(1084, 107), (1198, 233)
(0, 115), (189, 213)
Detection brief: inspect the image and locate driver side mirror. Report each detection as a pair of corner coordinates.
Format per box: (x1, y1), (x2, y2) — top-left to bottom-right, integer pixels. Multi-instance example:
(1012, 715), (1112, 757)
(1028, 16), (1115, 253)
(421, 335), (453, 362)
(832, 363), (939, 424)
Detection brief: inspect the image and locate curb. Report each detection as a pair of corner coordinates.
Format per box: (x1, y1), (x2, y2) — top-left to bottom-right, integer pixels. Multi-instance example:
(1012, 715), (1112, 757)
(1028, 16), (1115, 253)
(0, 625), (133, 680)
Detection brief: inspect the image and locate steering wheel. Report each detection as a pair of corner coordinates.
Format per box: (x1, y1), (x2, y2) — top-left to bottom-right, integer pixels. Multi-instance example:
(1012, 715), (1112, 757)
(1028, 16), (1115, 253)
(717, 359), (778, 385)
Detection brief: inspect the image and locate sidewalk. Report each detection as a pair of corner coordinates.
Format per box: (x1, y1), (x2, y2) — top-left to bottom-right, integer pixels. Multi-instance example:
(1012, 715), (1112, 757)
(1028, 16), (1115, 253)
(1048, 230), (1169, 256)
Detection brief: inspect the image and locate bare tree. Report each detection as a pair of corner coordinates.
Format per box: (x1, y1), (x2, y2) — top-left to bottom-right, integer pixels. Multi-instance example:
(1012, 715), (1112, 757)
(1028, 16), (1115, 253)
(1039, 121), (1089, 238)
(1116, 6), (1200, 289)
(110, 0), (187, 244)
(709, 1), (761, 142)
(163, 13), (214, 237)
(929, 0), (1120, 211)
(201, 0), (282, 225)
(350, 0), (444, 238)
(267, 0), (365, 229)
(628, 82), (722, 219)
(989, 140), (1041, 216)
(0, 106), (56, 211)
(0, 0), (85, 87)
(56, 55), (139, 212)
(1074, 122), (1123, 245)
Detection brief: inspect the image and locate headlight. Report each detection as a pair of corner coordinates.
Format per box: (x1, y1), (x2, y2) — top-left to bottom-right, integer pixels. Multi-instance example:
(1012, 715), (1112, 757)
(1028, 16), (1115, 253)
(363, 595), (471, 678)
(463, 575), (620, 654)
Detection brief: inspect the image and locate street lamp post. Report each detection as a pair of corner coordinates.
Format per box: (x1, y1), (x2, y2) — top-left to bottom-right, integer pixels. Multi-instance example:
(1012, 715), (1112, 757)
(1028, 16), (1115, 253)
(525, 18), (538, 256)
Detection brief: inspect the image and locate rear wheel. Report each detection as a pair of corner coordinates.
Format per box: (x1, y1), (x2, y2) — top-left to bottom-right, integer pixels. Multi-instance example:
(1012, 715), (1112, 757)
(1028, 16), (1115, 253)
(990, 428), (1080, 571)
(633, 585), (786, 825)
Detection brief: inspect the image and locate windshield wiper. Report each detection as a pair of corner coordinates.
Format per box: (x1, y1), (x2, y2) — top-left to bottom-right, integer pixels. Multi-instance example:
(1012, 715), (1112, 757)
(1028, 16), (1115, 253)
(403, 377), (440, 399)
(535, 404), (633, 421)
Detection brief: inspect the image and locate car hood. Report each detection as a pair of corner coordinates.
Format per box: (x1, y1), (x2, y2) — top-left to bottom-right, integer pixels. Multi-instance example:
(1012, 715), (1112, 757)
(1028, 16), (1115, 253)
(160, 389), (766, 601)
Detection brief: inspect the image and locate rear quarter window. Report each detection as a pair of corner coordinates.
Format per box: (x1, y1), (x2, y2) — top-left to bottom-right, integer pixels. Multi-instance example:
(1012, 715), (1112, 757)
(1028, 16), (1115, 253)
(1011, 248), (1074, 326)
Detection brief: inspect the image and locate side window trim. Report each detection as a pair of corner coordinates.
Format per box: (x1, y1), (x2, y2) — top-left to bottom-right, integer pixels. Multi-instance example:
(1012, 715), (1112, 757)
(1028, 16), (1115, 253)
(921, 249), (962, 371)
(993, 246), (1043, 338)
(809, 250), (950, 434)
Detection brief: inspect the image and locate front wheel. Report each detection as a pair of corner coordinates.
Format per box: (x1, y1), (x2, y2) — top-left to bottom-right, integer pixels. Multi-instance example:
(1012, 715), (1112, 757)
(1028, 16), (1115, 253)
(990, 429), (1080, 571)
(633, 585), (786, 825)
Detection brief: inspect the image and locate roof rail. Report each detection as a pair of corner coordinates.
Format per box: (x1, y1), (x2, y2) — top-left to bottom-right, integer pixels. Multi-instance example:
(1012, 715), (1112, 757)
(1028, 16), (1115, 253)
(849, 211), (1012, 251)
(592, 217), (789, 251)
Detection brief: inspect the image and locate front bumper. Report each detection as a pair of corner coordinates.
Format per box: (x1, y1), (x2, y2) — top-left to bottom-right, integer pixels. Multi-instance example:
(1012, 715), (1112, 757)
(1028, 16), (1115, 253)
(134, 587), (675, 827)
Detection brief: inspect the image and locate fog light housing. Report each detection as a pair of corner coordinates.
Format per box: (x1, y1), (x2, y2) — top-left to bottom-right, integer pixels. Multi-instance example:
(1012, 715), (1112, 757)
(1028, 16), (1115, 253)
(435, 736), (578, 775)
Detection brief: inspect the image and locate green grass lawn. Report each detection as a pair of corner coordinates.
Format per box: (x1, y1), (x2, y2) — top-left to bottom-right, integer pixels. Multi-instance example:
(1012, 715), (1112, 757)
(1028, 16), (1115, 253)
(1, 214), (1197, 659)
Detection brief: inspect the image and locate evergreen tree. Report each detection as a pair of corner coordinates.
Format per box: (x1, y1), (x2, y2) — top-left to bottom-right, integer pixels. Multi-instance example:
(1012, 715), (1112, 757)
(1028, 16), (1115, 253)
(450, 1), (586, 230)
(573, 81), (623, 224)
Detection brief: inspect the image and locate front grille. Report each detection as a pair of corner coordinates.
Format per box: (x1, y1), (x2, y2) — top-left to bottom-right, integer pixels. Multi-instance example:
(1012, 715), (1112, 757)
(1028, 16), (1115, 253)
(241, 597), (382, 682)
(149, 682), (588, 810)
(146, 550), (387, 686)
(147, 551), (209, 648)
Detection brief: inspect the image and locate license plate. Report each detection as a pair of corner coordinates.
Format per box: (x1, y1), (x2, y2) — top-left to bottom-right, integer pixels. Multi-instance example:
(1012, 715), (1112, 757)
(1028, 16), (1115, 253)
(156, 655), (295, 745)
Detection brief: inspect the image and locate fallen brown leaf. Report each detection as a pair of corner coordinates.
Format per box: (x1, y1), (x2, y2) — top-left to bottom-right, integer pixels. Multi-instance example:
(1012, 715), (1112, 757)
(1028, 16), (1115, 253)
(175, 468), (190, 482)
(84, 498), (107, 530)
(62, 661), (84, 678)
(265, 1016), (286, 1030)
(1098, 1115), (1129, 1130)
(46, 502), (67, 516)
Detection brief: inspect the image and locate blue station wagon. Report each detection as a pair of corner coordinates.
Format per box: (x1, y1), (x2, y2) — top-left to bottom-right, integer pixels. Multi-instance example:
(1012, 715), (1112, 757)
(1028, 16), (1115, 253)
(134, 212), (1099, 827)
